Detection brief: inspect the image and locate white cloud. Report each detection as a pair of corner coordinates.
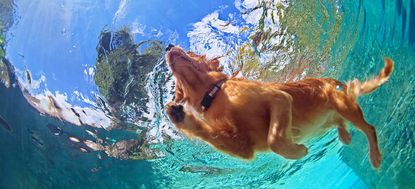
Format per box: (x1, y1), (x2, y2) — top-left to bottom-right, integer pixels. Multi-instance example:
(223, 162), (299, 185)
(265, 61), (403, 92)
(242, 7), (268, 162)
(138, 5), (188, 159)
(234, 0), (263, 25)
(168, 31), (179, 44)
(186, 0), (291, 79)
(130, 21), (146, 36)
(202, 11), (240, 34)
(15, 68), (47, 92)
(187, 11), (240, 59)
(151, 28), (164, 38)
(88, 67), (94, 76)
(23, 88), (112, 129)
(30, 74), (47, 90)
(235, 0), (259, 10)
(72, 90), (96, 106)
(15, 72), (112, 129)
(83, 66), (95, 78)
(113, 0), (128, 23)
(81, 64), (95, 83)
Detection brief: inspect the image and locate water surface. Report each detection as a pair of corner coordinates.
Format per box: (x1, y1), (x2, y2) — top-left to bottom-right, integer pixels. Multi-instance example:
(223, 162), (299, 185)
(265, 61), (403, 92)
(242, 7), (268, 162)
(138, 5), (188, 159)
(0, 0), (414, 188)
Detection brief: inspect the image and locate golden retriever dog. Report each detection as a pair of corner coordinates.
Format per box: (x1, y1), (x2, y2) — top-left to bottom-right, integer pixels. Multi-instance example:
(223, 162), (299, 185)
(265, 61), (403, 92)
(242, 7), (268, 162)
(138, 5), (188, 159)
(165, 45), (393, 168)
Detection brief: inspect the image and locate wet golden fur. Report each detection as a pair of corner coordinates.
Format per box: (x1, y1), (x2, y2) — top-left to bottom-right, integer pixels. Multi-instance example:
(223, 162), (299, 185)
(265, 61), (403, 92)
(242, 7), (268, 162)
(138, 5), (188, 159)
(165, 46), (394, 168)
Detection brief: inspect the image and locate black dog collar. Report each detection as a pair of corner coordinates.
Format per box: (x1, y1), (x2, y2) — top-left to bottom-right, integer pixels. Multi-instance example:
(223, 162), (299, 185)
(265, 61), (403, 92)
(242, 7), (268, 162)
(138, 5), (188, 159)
(201, 79), (227, 111)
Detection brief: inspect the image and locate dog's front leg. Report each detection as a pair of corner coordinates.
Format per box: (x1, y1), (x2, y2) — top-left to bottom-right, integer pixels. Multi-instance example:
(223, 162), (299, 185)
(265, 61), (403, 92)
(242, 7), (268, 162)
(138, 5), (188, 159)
(166, 102), (253, 159)
(173, 80), (184, 103)
(267, 91), (308, 159)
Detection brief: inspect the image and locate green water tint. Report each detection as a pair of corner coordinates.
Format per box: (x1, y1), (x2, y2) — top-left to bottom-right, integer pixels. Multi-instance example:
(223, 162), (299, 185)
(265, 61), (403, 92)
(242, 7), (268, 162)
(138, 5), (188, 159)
(233, 0), (358, 82)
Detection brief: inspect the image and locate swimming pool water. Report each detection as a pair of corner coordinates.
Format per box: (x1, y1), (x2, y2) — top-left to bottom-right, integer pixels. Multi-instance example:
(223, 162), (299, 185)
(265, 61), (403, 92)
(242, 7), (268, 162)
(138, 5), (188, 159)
(1, 0), (414, 188)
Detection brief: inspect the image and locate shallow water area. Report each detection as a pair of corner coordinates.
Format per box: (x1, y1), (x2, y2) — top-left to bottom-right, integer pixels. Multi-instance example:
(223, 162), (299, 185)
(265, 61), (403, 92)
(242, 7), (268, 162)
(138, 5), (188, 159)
(0, 0), (414, 188)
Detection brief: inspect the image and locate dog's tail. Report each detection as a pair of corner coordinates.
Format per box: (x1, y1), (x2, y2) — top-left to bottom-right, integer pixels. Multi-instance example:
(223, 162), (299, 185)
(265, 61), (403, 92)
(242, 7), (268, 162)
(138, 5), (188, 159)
(346, 58), (394, 100)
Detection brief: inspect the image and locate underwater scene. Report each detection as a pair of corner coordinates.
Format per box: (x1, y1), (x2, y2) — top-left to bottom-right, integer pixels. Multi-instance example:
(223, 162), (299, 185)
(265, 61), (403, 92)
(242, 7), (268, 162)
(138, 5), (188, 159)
(0, 0), (414, 188)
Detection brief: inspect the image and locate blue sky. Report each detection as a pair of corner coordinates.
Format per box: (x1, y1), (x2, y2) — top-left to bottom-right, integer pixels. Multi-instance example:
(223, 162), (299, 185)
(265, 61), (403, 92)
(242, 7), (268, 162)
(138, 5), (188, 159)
(5, 0), (240, 104)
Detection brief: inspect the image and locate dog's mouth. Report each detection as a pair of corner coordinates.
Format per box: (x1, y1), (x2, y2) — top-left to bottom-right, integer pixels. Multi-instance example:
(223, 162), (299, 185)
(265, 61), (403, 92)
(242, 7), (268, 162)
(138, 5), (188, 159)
(166, 46), (202, 72)
(166, 46), (189, 67)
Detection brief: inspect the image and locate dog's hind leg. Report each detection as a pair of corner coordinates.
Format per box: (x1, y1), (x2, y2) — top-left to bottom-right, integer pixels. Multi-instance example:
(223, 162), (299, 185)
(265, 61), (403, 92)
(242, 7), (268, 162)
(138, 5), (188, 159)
(337, 119), (351, 144)
(267, 91), (308, 159)
(335, 102), (382, 168)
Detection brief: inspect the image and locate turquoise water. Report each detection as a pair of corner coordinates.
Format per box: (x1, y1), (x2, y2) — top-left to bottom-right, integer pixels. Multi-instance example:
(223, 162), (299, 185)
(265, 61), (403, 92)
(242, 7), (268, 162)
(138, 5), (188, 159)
(1, 0), (415, 188)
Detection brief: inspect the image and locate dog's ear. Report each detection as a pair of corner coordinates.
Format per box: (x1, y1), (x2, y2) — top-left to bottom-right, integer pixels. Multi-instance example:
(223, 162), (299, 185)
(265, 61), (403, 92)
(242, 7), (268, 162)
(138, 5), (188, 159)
(186, 51), (223, 72)
(187, 51), (209, 63)
(207, 57), (222, 71)
(187, 51), (197, 57)
(187, 51), (205, 59)
(199, 54), (207, 61)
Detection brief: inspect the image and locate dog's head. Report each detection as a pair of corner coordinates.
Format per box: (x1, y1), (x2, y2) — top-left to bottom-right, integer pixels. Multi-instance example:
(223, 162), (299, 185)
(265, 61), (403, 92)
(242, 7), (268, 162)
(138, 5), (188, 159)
(166, 45), (227, 104)
(166, 46), (222, 77)
(166, 46), (222, 84)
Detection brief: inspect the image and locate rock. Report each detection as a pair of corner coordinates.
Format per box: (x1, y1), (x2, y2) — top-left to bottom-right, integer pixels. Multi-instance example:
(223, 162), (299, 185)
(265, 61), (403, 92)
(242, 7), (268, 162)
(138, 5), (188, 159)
(84, 140), (104, 151)
(104, 139), (160, 160)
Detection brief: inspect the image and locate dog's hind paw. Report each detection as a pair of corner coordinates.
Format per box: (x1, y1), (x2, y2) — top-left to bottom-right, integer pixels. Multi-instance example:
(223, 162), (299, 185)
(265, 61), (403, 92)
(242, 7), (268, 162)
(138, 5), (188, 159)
(370, 150), (382, 168)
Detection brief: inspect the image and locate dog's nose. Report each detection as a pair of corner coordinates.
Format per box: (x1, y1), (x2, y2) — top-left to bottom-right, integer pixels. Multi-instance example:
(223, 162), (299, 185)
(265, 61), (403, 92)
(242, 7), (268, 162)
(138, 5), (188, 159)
(166, 44), (175, 51)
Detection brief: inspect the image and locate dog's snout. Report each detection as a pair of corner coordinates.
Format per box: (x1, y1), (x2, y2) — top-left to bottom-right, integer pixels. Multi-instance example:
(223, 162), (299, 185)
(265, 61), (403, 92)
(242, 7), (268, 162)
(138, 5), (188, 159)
(166, 44), (175, 51)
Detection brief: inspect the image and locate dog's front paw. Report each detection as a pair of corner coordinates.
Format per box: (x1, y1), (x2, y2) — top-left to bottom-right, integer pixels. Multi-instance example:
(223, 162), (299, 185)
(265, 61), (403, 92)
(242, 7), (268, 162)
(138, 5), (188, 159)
(270, 140), (309, 160)
(284, 144), (308, 159)
(166, 102), (185, 123)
